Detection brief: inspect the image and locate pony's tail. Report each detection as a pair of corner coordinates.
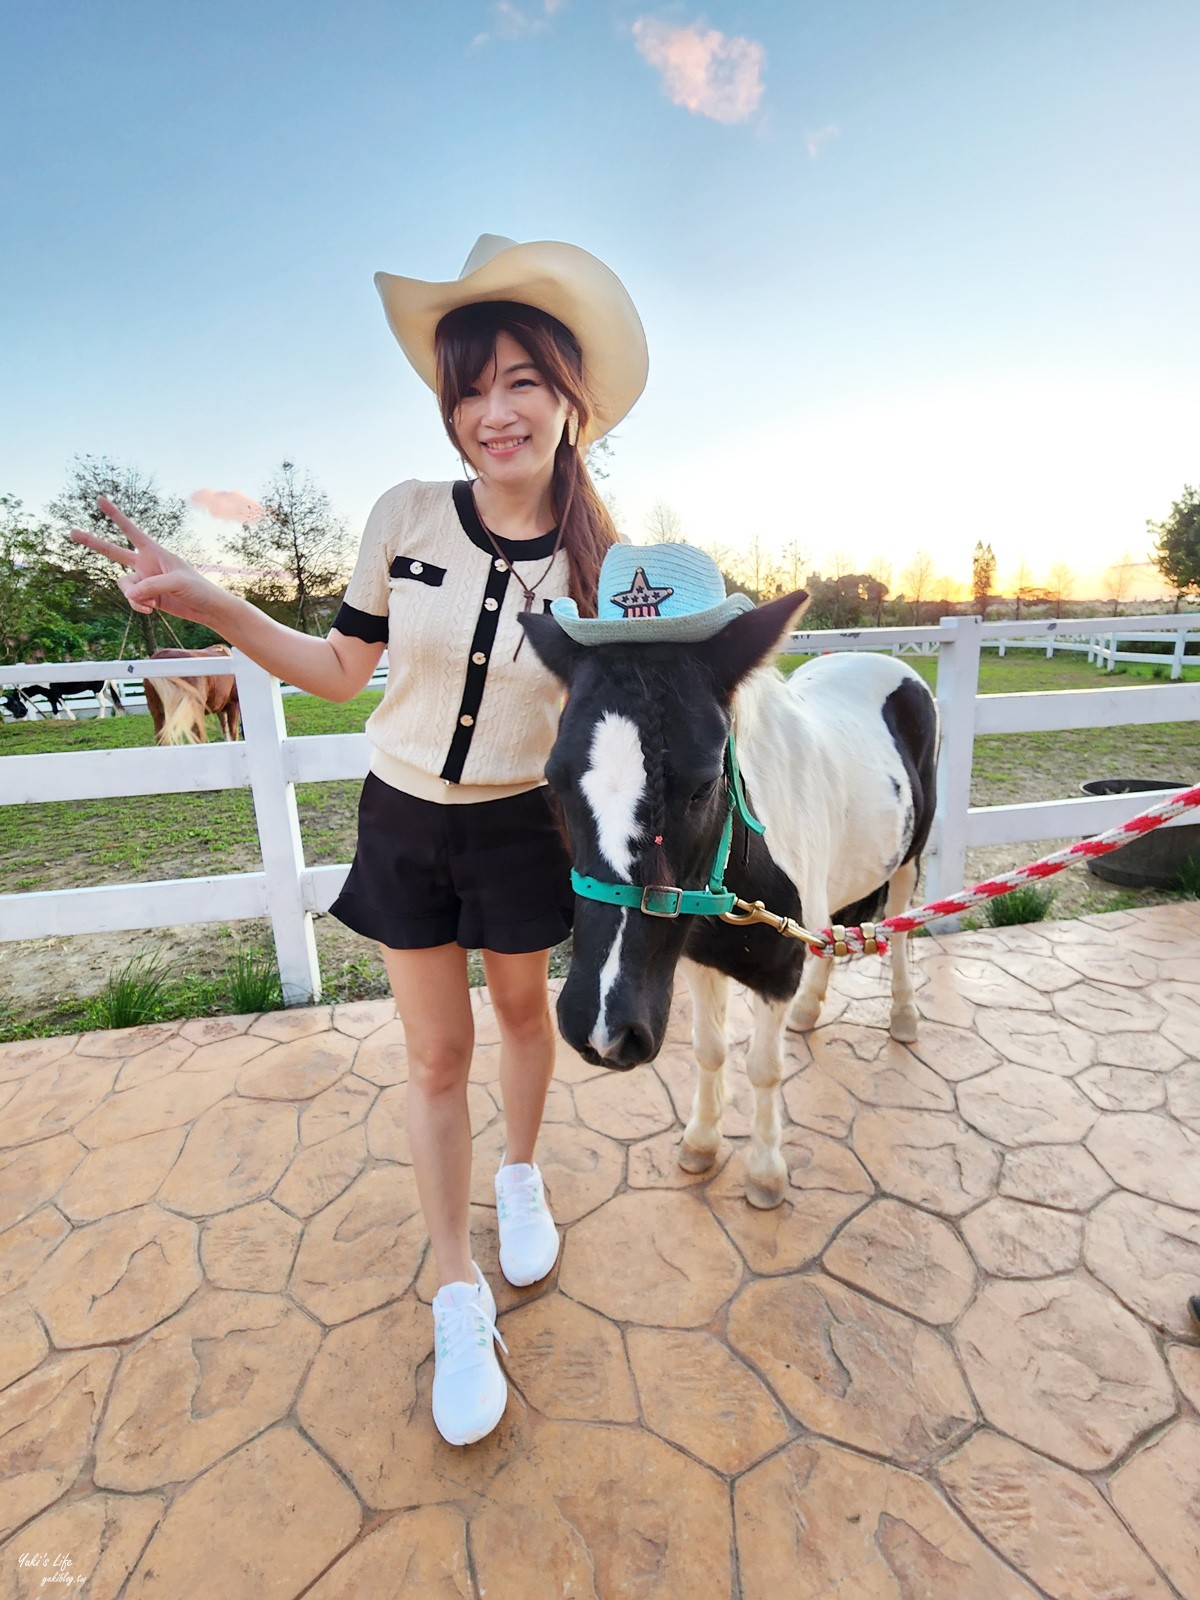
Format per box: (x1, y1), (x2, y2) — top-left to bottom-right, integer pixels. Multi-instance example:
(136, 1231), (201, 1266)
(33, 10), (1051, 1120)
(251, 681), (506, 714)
(156, 679), (205, 745)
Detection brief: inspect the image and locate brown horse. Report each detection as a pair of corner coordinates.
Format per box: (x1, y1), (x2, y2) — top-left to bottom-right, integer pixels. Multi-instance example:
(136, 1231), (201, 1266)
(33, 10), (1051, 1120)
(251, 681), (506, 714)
(145, 646), (241, 745)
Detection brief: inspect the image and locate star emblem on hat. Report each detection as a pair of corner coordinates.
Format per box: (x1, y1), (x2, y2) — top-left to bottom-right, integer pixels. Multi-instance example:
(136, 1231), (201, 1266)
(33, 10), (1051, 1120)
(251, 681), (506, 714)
(609, 566), (675, 619)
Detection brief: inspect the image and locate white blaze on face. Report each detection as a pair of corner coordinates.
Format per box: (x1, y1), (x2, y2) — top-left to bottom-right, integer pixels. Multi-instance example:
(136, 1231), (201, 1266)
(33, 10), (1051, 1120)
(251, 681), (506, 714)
(581, 711), (646, 1055)
(580, 711), (646, 877)
(590, 909), (628, 1056)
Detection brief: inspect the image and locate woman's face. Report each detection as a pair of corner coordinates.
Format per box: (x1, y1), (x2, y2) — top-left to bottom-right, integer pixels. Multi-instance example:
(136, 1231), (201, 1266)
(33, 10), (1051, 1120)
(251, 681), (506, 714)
(453, 329), (571, 489)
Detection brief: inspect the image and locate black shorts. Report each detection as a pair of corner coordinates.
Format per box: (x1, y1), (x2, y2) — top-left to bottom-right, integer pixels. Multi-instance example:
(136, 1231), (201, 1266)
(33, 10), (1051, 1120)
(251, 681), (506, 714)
(329, 773), (574, 954)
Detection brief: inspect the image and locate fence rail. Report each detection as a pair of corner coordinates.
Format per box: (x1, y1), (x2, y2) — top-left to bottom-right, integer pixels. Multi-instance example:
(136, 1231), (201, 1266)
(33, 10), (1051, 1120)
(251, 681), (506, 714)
(986, 617), (1200, 678)
(3, 617), (1199, 1003)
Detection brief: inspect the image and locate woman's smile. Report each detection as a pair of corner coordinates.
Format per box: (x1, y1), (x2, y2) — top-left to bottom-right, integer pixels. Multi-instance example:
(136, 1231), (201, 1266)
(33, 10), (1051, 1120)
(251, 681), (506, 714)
(481, 434), (530, 456)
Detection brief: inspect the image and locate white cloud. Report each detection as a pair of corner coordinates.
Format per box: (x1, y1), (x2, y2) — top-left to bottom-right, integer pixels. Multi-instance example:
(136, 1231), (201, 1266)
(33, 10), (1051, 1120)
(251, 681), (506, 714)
(189, 488), (263, 523)
(473, 0), (563, 47)
(632, 17), (765, 125)
(804, 123), (839, 159)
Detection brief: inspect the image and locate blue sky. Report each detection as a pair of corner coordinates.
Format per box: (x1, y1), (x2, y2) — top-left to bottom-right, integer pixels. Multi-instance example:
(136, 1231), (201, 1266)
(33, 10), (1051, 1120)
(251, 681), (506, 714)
(3, 0), (1198, 598)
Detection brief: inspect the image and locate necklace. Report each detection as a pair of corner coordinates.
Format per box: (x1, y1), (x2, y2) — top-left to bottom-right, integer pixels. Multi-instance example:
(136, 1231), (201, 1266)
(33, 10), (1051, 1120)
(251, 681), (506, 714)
(471, 484), (566, 658)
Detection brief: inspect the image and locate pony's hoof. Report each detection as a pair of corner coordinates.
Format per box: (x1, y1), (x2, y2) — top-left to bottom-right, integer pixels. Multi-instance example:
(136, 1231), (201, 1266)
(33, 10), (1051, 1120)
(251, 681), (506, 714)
(787, 1002), (820, 1033)
(889, 1005), (919, 1043)
(677, 1142), (717, 1174)
(745, 1178), (786, 1210)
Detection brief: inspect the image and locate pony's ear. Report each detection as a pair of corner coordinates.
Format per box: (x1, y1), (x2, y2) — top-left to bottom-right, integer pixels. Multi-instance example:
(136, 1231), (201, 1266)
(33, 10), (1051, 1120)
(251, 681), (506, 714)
(699, 589), (810, 697)
(518, 610), (584, 684)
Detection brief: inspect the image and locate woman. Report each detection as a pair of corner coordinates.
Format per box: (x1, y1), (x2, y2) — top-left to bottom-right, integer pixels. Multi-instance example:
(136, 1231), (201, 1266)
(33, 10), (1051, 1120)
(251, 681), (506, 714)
(73, 235), (648, 1447)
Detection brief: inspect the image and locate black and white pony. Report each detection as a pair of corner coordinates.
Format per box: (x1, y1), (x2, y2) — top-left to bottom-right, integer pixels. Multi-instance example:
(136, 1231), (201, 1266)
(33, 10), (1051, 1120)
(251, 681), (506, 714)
(521, 591), (938, 1208)
(2, 681), (124, 720)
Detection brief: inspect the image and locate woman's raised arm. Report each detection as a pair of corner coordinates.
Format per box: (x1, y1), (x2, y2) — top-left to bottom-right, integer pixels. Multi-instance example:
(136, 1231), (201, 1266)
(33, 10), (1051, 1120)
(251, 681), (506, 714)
(72, 496), (384, 703)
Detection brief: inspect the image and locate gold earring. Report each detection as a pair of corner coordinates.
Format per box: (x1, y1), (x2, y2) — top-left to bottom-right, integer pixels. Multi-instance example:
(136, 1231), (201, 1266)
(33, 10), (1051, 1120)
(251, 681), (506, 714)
(566, 415), (579, 449)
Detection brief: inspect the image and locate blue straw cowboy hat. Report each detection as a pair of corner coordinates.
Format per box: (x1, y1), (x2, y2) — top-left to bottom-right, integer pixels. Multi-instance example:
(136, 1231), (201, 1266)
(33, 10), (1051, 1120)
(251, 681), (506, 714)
(374, 234), (649, 446)
(550, 542), (754, 644)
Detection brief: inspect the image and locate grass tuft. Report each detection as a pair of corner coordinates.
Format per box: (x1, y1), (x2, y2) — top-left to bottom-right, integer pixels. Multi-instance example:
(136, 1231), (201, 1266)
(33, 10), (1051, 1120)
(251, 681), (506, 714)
(225, 951), (283, 1013)
(984, 883), (1056, 927)
(87, 955), (171, 1029)
(1177, 857), (1200, 900)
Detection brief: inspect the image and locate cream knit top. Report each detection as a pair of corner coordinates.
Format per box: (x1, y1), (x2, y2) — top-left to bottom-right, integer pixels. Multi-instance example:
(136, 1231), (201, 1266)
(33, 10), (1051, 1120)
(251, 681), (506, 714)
(331, 479), (571, 804)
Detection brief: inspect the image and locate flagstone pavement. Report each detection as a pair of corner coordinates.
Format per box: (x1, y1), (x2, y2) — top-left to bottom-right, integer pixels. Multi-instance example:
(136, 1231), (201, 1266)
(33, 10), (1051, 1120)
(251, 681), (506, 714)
(1, 903), (1199, 1599)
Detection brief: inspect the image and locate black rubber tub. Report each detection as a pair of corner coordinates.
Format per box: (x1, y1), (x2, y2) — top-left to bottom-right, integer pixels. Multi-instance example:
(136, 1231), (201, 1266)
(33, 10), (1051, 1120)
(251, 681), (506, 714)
(1080, 778), (1199, 888)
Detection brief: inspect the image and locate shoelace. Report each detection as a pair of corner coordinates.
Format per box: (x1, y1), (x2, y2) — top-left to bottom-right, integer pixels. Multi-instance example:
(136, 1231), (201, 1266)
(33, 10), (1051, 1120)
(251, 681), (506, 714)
(497, 1171), (548, 1228)
(433, 1298), (508, 1376)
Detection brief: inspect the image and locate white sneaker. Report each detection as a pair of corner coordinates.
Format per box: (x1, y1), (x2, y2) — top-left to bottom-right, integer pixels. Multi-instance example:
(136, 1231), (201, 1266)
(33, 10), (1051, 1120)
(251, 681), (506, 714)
(495, 1162), (560, 1287)
(430, 1264), (507, 1447)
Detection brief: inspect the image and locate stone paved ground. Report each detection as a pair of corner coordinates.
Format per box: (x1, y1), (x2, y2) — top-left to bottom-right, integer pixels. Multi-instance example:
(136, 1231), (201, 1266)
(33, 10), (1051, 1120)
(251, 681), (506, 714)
(1, 903), (1198, 1599)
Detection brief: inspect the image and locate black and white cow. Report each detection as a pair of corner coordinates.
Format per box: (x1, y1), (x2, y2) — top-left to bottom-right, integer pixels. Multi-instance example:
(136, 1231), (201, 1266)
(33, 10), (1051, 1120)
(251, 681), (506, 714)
(521, 591), (938, 1208)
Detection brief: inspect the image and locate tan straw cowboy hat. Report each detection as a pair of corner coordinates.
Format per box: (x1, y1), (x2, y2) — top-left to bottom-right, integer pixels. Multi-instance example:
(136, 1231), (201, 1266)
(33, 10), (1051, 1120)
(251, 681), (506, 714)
(374, 234), (648, 444)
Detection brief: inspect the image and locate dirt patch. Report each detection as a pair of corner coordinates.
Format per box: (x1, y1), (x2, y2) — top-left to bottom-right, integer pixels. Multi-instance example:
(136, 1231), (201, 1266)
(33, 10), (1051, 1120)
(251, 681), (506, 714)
(1, 915), (390, 1015)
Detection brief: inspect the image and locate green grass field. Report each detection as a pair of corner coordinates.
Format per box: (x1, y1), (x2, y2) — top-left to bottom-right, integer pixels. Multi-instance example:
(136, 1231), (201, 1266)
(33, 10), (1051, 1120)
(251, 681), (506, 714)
(3, 654), (1197, 896)
(2, 651), (1197, 1038)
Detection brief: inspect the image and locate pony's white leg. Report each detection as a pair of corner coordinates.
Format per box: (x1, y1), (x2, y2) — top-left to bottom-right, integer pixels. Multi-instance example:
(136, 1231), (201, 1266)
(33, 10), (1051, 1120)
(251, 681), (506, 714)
(678, 958), (729, 1174)
(744, 993), (790, 1209)
(885, 858), (921, 1042)
(787, 890), (832, 1032)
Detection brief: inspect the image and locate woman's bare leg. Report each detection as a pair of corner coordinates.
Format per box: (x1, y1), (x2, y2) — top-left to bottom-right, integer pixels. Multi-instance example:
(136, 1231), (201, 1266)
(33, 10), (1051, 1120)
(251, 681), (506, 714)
(481, 947), (556, 1165)
(380, 942), (475, 1290)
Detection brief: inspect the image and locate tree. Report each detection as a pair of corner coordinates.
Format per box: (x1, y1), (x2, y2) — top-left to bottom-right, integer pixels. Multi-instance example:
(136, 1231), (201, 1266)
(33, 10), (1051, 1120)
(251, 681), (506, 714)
(1010, 560), (1035, 621)
(971, 541), (996, 618)
(699, 541), (743, 596)
(1148, 484), (1200, 611)
(585, 435), (615, 482)
(226, 461), (350, 634)
(1046, 563), (1074, 619)
(866, 558), (891, 625)
(46, 455), (194, 655)
(644, 500), (685, 543)
(900, 550), (935, 626)
(0, 497), (87, 663)
(1102, 551), (1135, 617)
(780, 537), (809, 594)
(727, 533), (783, 603)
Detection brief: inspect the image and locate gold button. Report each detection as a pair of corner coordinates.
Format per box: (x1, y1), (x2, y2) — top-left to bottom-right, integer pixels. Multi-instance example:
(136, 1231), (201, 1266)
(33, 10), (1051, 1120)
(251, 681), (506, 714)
(472, 651), (486, 665)
(484, 597), (498, 611)
(410, 561), (423, 574)
(494, 558), (508, 571)
(459, 714), (474, 727)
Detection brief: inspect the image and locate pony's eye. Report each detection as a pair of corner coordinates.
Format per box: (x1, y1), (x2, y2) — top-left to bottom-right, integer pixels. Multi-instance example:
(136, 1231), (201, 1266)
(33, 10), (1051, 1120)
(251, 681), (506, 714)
(688, 780), (719, 808)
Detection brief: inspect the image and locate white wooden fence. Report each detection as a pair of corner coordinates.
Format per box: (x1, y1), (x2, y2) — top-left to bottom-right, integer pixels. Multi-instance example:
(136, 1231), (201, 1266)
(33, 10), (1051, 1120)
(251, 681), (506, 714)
(2, 612), (1198, 1004)
(989, 618), (1200, 678)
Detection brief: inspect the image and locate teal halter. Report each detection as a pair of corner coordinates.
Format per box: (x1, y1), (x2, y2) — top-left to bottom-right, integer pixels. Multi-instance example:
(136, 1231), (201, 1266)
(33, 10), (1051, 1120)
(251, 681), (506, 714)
(570, 732), (765, 920)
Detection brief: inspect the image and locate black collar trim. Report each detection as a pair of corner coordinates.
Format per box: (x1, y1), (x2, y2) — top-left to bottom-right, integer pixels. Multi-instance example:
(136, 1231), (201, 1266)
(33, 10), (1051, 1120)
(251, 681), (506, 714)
(452, 480), (561, 562)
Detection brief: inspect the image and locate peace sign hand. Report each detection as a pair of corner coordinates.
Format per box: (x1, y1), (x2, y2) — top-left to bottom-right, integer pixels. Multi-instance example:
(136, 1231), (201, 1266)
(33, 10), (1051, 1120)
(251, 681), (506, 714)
(71, 497), (226, 627)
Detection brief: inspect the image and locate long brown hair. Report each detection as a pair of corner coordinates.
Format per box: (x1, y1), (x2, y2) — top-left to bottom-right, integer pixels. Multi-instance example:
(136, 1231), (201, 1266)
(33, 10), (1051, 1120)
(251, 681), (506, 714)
(435, 300), (618, 615)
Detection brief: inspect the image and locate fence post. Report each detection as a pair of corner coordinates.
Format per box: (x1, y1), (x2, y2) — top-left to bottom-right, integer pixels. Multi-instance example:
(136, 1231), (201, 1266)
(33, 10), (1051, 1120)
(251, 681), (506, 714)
(1107, 632), (1118, 672)
(924, 614), (982, 932)
(1172, 627), (1186, 681)
(236, 656), (322, 1005)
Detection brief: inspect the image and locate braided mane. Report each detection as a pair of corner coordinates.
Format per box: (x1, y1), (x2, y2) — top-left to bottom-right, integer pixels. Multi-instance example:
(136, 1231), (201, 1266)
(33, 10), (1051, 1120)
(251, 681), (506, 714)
(596, 653), (674, 888)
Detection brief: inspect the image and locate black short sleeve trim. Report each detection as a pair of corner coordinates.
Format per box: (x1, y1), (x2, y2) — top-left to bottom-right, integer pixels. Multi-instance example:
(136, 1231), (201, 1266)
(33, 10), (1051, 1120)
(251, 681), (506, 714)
(331, 601), (388, 644)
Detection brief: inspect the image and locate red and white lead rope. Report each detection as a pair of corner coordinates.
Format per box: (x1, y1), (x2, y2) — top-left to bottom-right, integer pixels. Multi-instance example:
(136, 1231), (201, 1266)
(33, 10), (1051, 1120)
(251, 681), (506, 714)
(813, 782), (1200, 958)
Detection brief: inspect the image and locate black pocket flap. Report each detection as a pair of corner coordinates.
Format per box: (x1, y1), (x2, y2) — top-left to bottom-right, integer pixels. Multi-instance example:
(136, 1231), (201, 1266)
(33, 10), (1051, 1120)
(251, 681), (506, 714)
(389, 556), (445, 586)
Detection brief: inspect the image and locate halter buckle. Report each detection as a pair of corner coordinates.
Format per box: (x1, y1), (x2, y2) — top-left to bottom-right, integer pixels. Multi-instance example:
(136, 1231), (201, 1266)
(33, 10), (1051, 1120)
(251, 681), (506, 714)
(640, 885), (683, 918)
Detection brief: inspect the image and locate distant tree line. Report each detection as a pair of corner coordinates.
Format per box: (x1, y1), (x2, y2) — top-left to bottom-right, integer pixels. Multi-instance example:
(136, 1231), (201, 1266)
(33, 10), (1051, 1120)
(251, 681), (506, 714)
(2, 455), (349, 665)
(641, 485), (1200, 631)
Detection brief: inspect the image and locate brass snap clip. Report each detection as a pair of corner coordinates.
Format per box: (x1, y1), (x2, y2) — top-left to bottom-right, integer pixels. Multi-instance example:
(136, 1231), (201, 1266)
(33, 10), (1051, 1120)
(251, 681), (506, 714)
(721, 897), (825, 949)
